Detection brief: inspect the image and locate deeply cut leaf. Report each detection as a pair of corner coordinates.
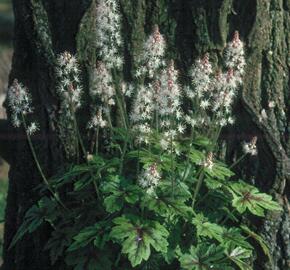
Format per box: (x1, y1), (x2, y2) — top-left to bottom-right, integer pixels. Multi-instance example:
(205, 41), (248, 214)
(110, 215), (169, 267)
(229, 181), (282, 216)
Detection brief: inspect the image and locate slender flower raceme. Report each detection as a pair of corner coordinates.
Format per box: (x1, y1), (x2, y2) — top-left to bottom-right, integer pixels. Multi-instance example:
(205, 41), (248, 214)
(158, 61), (182, 119)
(89, 62), (115, 131)
(186, 54), (213, 129)
(157, 60), (183, 142)
(56, 52), (82, 112)
(131, 61), (182, 145)
(91, 62), (115, 106)
(130, 85), (154, 143)
(7, 79), (33, 128)
(136, 25), (166, 78)
(55, 52), (82, 157)
(224, 31), (245, 83)
(186, 32), (245, 130)
(211, 32), (246, 126)
(88, 107), (108, 129)
(96, 0), (123, 68)
(188, 54), (212, 99)
(211, 69), (238, 127)
(138, 163), (161, 194)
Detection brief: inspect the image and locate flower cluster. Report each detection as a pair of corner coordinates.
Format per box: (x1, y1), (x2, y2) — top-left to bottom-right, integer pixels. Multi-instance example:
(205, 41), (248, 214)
(242, 136), (258, 156)
(210, 69), (237, 127)
(27, 122), (39, 135)
(88, 62), (116, 130)
(91, 62), (115, 106)
(131, 26), (184, 144)
(157, 61), (184, 148)
(186, 31), (245, 128)
(188, 54), (212, 99)
(136, 25), (166, 78)
(96, 0), (123, 68)
(7, 79), (33, 127)
(56, 52), (82, 112)
(88, 107), (108, 129)
(120, 82), (134, 98)
(203, 152), (214, 170)
(138, 163), (161, 194)
(55, 52), (82, 157)
(224, 31), (246, 83)
(158, 61), (182, 120)
(130, 85), (154, 143)
(7, 79), (40, 136)
(131, 60), (183, 145)
(185, 54), (214, 129)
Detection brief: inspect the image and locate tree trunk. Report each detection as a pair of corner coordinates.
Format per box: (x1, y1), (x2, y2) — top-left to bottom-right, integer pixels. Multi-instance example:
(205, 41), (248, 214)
(1, 0), (289, 269)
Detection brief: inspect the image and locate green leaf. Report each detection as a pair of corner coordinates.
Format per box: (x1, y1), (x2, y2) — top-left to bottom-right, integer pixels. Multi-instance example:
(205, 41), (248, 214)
(65, 248), (112, 270)
(45, 228), (74, 265)
(68, 222), (110, 252)
(205, 176), (223, 189)
(52, 158), (102, 189)
(205, 162), (234, 180)
(103, 195), (123, 213)
(102, 176), (141, 213)
(142, 182), (193, 218)
(127, 149), (174, 171)
(225, 245), (252, 270)
(229, 181), (282, 216)
(192, 136), (211, 148)
(9, 204), (44, 249)
(221, 228), (253, 250)
(240, 225), (273, 267)
(179, 243), (232, 270)
(189, 149), (205, 165)
(110, 215), (169, 267)
(192, 214), (224, 242)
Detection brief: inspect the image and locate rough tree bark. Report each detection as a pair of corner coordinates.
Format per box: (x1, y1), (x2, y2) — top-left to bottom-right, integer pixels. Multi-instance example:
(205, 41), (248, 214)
(1, 0), (289, 269)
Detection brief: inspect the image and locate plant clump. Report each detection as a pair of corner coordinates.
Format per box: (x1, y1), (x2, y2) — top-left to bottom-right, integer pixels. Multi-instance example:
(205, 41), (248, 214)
(7, 1), (281, 269)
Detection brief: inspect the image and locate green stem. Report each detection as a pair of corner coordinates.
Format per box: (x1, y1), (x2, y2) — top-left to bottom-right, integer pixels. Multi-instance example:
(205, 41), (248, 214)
(95, 126), (99, 155)
(181, 130), (194, 182)
(221, 208), (237, 225)
(195, 190), (211, 207)
(73, 114), (101, 201)
(211, 126), (222, 152)
(229, 153), (247, 169)
(115, 94), (128, 130)
(119, 140), (128, 175)
(74, 116), (101, 199)
(21, 114), (67, 210)
(192, 169), (204, 208)
(170, 135), (175, 196)
(93, 177), (101, 201)
(73, 115), (87, 159)
(136, 143), (141, 178)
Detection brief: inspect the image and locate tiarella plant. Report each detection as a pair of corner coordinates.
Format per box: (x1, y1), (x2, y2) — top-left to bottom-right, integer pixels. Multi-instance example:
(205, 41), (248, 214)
(7, 0), (281, 269)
